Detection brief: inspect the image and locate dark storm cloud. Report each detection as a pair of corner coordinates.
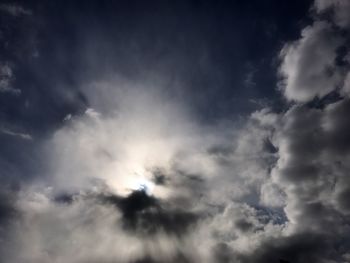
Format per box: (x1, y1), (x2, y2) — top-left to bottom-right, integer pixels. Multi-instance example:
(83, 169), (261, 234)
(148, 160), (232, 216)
(150, 167), (168, 186)
(269, 102), (350, 234)
(238, 233), (337, 263)
(51, 187), (201, 240)
(129, 252), (193, 263)
(213, 232), (344, 263)
(101, 189), (199, 237)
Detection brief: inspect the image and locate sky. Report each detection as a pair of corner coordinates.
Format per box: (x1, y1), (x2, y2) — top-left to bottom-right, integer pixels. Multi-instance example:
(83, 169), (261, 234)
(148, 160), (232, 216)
(1, 0), (350, 262)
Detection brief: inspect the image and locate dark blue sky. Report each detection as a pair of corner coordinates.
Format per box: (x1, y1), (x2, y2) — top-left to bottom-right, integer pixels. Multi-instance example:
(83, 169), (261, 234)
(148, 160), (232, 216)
(1, 0), (313, 135)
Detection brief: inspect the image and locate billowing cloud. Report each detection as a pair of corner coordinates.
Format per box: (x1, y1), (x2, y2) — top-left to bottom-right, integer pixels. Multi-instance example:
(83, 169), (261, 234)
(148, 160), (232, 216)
(279, 21), (344, 102)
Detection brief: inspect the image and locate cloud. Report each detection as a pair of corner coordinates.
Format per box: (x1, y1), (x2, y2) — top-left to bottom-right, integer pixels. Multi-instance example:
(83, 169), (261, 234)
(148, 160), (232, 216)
(279, 21), (344, 102)
(3, 80), (350, 262)
(100, 189), (199, 237)
(314, 0), (350, 28)
(279, 0), (350, 103)
(236, 232), (337, 263)
(0, 63), (21, 95)
(0, 186), (204, 263)
(0, 128), (32, 140)
(0, 3), (32, 17)
(0, 76), (285, 262)
(262, 2), (350, 259)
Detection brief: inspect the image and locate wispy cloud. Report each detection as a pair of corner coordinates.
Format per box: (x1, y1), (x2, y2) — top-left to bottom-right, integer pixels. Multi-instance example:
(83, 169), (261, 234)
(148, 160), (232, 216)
(0, 64), (21, 95)
(1, 128), (32, 140)
(0, 3), (32, 17)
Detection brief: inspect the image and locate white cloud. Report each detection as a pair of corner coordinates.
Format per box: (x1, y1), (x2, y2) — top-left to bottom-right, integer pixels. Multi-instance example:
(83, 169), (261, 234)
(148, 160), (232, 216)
(279, 21), (343, 102)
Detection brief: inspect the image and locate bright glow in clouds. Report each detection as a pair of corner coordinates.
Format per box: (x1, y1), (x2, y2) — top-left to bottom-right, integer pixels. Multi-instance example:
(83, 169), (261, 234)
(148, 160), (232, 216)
(131, 176), (155, 194)
(47, 80), (218, 198)
(123, 164), (155, 194)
